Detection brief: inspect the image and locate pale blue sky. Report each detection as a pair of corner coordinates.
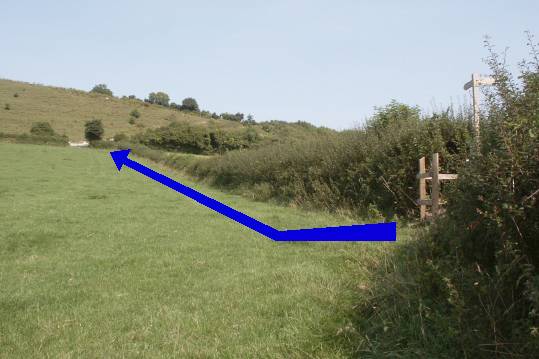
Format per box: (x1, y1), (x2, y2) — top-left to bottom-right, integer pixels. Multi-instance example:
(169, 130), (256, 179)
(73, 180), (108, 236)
(1, 1), (537, 129)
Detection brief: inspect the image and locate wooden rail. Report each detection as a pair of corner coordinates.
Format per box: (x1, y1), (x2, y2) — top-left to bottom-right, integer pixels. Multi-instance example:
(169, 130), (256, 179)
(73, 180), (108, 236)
(417, 153), (458, 220)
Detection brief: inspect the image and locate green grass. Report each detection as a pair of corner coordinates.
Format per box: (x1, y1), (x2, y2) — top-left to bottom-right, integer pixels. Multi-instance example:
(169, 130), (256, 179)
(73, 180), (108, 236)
(0, 143), (407, 358)
(0, 79), (242, 141)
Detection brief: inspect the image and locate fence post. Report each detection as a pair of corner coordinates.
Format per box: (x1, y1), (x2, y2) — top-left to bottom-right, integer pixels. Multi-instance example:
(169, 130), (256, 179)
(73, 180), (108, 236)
(419, 156), (427, 220)
(431, 153), (440, 217)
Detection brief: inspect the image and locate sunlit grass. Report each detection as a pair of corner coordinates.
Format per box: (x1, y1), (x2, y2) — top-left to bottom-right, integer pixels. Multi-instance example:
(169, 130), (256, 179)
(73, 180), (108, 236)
(0, 143), (408, 357)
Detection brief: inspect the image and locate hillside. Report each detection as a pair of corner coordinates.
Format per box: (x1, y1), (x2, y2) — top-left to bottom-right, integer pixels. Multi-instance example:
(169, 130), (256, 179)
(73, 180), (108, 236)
(0, 79), (242, 141)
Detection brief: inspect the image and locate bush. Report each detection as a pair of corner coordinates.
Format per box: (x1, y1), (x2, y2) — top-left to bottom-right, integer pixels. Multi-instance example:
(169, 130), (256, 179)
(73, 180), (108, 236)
(90, 84), (113, 96)
(13, 92), (19, 98)
(113, 133), (128, 142)
(128, 118), (136, 125)
(4, 103), (10, 110)
(130, 109), (140, 118)
(180, 97), (199, 112)
(30, 122), (55, 136)
(84, 119), (104, 141)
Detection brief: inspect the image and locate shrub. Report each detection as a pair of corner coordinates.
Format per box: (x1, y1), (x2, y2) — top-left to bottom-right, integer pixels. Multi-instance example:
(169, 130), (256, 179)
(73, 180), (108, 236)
(30, 122), (55, 136)
(90, 84), (113, 96)
(4, 103), (10, 110)
(13, 92), (19, 98)
(180, 97), (199, 112)
(130, 109), (141, 118)
(84, 119), (104, 141)
(113, 133), (128, 142)
(128, 118), (136, 125)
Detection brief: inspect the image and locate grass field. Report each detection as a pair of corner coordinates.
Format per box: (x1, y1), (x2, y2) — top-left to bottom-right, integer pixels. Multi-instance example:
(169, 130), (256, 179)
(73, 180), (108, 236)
(0, 79), (241, 141)
(0, 143), (405, 357)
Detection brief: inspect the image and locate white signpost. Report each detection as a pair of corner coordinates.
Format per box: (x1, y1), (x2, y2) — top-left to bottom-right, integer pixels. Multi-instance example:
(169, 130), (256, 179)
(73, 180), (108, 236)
(463, 73), (495, 145)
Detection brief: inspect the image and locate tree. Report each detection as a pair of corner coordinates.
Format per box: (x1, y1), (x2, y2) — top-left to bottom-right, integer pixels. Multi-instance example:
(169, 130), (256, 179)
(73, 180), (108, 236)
(90, 84), (113, 96)
(30, 122), (55, 136)
(244, 114), (256, 124)
(84, 119), (104, 141)
(147, 92), (170, 106)
(180, 97), (199, 112)
(220, 112), (244, 122)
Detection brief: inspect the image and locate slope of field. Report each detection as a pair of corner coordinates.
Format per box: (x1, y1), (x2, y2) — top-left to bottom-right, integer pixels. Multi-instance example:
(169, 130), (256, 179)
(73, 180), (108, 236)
(0, 79), (241, 141)
(0, 143), (402, 357)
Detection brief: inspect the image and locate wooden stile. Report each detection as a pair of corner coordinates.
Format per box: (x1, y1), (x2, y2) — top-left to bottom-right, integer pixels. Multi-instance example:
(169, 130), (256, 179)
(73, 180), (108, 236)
(417, 153), (458, 220)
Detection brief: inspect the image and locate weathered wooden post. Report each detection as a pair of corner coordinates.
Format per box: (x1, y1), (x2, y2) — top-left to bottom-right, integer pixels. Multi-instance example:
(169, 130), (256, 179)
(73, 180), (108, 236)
(431, 153), (440, 217)
(463, 73), (495, 146)
(418, 156), (427, 220)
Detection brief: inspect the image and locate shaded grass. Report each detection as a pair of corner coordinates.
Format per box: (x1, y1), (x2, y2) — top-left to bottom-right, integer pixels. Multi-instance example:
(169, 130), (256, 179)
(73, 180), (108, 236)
(0, 143), (409, 358)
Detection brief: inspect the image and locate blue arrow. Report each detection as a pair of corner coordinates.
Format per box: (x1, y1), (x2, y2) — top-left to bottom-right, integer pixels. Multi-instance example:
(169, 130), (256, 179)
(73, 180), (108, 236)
(110, 149), (396, 242)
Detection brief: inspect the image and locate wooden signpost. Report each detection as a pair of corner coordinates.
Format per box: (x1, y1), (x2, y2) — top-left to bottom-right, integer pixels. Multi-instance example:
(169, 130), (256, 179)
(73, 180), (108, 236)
(463, 73), (495, 145)
(417, 153), (458, 220)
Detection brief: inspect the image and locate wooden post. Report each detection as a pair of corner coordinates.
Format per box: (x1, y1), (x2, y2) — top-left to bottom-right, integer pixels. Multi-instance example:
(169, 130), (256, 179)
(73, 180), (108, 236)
(464, 73), (494, 149)
(430, 153), (440, 218)
(471, 73), (480, 145)
(419, 156), (427, 220)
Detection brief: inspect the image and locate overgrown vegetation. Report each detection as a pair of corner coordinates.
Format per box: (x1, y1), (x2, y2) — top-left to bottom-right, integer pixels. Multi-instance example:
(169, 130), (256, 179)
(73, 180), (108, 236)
(332, 37), (539, 358)
(187, 102), (471, 217)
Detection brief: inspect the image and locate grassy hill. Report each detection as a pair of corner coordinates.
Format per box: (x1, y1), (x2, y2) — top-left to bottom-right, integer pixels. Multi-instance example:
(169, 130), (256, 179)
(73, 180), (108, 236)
(0, 79), (242, 141)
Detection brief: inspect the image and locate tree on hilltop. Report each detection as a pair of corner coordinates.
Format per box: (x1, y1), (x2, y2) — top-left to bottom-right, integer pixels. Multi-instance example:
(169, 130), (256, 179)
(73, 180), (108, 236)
(147, 92), (170, 106)
(180, 97), (200, 112)
(90, 84), (113, 96)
